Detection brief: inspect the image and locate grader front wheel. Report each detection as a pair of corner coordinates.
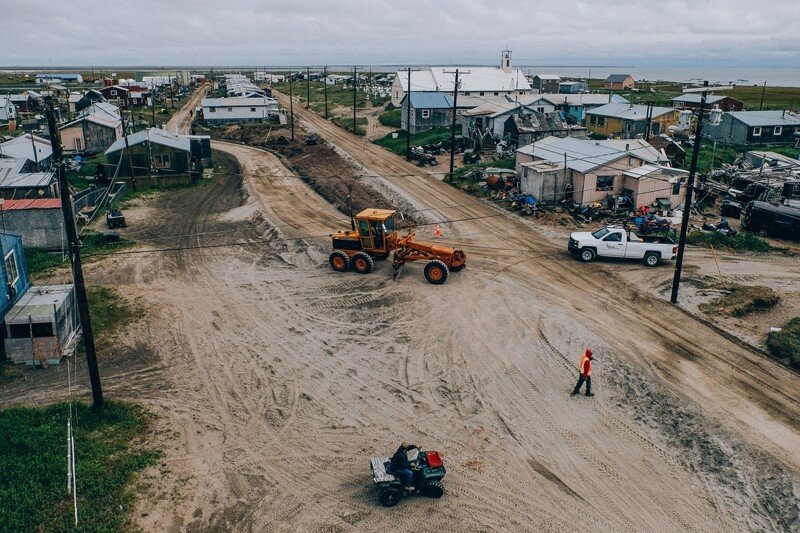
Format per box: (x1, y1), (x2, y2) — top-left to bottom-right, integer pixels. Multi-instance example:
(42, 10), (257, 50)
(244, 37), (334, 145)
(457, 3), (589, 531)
(424, 260), (449, 285)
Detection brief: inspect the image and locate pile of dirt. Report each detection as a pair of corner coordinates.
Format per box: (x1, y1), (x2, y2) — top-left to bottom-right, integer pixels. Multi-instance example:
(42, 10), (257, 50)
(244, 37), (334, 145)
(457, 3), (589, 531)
(699, 284), (781, 317)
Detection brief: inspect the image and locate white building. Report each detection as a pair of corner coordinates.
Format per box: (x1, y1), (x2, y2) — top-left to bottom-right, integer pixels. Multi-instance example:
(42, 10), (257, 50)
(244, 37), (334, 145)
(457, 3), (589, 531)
(391, 49), (532, 106)
(200, 97), (280, 123)
(0, 96), (15, 122)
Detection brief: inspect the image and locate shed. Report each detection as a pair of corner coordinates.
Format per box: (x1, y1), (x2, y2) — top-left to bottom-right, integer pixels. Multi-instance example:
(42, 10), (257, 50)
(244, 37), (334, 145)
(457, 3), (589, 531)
(0, 96), (16, 122)
(4, 285), (78, 365)
(400, 92), (455, 134)
(533, 75), (561, 94)
(0, 199), (65, 250)
(704, 111), (800, 146)
(603, 74), (636, 91)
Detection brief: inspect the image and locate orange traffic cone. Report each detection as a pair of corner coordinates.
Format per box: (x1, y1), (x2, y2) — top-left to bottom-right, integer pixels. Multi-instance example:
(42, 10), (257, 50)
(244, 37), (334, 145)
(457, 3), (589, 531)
(434, 225), (443, 238)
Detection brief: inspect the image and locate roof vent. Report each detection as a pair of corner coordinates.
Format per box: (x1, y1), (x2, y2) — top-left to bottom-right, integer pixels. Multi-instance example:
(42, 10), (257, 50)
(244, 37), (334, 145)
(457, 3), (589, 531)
(625, 143), (629, 150)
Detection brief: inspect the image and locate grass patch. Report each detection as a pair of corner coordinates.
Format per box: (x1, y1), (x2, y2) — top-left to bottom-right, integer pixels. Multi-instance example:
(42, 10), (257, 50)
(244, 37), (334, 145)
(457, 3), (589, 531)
(767, 318), (800, 370)
(87, 285), (145, 350)
(25, 247), (67, 276)
(373, 127), (451, 156)
(0, 401), (159, 532)
(378, 107), (401, 128)
(687, 229), (773, 252)
(330, 116), (367, 136)
(695, 140), (800, 174)
(699, 284), (780, 317)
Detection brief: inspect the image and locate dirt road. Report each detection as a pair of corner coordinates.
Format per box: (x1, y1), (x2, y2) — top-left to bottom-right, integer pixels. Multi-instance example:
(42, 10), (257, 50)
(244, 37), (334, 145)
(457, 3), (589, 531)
(4, 88), (797, 531)
(166, 84), (207, 134)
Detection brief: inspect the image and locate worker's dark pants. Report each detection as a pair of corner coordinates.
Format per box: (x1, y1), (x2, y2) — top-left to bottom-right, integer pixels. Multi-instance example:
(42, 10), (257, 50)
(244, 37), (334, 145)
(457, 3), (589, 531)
(396, 468), (414, 487)
(572, 374), (592, 395)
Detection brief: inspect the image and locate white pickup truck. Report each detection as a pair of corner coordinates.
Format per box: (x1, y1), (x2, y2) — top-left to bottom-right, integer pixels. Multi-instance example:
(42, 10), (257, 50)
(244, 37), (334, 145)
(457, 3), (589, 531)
(568, 226), (677, 267)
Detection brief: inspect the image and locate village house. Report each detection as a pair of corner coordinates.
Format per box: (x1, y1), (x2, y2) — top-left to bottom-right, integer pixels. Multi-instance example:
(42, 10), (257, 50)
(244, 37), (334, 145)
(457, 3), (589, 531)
(0, 199), (64, 249)
(670, 93), (743, 112)
(8, 93), (37, 113)
(105, 128), (211, 186)
(200, 96), (280, 124)
(0, 134), (54, 172)
(35, 73), (83, 84)
(519, 93), (630, 125)
(59, 109), (122, 154)
(4, 284), (79, 365)
(559, 81), (587, 94)
(647, 135), (686, 168)
(603, 74), (636, 91)
(0, 96), (16, 122)
(532, 74), (561, 94)
(99, 85), (148, 108)
(400, 93), (456, 134)
(586, 103), (679, 139)
(390, 50), (531, 107)
(503, 112), (586, 147)
(67, 89), (106, 114)
(703, 110), (800, 146)
(0, 158), (58, 199)
(515, 136), (685, 206)
(0, 232), (31, 337)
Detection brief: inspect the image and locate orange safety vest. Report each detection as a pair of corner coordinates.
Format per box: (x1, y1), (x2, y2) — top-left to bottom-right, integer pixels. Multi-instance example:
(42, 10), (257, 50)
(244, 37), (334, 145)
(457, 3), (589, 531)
(579, 354), (592, 376)
(434, 226), (443, 238)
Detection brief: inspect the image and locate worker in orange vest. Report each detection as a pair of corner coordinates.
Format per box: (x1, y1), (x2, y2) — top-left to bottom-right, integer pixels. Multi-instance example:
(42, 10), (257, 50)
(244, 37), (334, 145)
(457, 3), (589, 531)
(571, 349), (595, 397)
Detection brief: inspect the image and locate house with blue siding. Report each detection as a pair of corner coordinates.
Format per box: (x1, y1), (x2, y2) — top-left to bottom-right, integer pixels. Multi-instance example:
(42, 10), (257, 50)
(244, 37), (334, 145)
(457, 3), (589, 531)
(0, 232), (30, 319)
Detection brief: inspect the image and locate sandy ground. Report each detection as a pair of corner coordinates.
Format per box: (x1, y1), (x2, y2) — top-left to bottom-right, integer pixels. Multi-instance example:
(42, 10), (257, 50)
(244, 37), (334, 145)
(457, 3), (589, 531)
(2, 90), (799, 532)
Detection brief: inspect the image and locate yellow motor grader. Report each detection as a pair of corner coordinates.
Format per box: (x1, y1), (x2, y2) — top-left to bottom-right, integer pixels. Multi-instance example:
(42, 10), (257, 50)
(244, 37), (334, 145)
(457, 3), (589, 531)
(328, 209), (466, 284)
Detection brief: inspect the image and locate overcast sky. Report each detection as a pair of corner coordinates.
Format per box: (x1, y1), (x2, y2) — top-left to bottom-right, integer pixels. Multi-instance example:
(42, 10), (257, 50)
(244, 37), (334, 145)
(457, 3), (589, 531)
(3, 0), (799, 67)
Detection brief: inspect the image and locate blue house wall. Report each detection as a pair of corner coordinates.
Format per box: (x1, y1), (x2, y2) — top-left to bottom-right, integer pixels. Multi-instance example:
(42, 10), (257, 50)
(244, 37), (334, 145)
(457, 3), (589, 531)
(0, 232), (31, 317)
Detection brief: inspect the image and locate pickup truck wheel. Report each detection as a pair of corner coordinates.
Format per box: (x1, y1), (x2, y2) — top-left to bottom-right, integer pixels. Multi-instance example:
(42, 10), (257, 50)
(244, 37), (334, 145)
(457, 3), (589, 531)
(579, 248), (596, 263)
(643, 252), (660, 267)
(378, 487), (402, 507)
(756, 228), (768, 238)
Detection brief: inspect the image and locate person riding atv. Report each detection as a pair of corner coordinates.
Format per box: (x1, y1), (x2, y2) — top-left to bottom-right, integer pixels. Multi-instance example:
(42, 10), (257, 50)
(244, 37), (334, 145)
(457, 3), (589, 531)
(370, 444), (446, 507)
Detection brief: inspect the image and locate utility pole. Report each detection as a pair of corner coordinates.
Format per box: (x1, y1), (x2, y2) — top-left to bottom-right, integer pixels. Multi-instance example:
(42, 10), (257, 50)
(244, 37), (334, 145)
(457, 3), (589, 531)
(323, 66), (329, 118)
(43, 97), (104, 409)
(759, 81), (766, 110)
(119, 110), (137, 191)
(352, 66), (358, 134)
(670, 81), (707, 305)
(151, 82), (156, 127)
(405, 67), (415, 161)
(444, 68), (468, 183)
(288, 72), (295, 141)
(644, 102), (654, 141)
(306, 66), (311, 109)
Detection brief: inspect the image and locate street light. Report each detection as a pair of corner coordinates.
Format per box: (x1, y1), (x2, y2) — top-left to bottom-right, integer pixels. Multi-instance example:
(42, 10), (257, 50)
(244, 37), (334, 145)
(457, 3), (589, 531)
(670, 81), (728, 304)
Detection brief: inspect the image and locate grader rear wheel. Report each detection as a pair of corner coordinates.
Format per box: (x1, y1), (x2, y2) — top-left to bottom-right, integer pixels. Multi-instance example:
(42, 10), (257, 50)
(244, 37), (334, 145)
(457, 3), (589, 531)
(329, 251), (350, 272)
(424, 260), (449, 285)
(352, 252), (374, 274)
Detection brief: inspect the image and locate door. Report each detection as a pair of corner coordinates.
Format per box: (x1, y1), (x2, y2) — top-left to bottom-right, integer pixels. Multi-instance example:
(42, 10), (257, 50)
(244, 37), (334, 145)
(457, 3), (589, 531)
(601, 231), (625, 257)
(358, 219), (373, 249)
(75, 137), (83, 152)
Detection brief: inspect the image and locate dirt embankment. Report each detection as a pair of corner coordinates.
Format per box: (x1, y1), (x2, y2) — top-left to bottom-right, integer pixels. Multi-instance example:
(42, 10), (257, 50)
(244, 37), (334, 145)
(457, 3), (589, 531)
(204, 123), (423, 225)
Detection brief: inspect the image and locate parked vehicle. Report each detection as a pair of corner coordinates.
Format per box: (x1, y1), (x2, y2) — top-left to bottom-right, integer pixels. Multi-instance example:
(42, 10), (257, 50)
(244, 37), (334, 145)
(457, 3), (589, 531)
(742, 201), (800, 240)
(370, 448), (446, 507)
(568, 226), (677, 267)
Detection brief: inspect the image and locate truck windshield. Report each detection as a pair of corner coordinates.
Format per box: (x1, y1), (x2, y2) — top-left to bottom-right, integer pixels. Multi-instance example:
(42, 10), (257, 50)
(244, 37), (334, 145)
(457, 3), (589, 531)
(592, 228), (610, 239)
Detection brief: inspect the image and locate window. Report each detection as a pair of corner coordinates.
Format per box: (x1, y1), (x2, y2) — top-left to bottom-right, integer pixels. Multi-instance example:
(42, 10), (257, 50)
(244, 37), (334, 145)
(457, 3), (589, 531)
(250, 107), (256, 112)
(8, 322), (53, 339)
(598, 117), (606, 126)
(479, 92), (485, 96)
(628, 156), (635, 165)
(227, 107), (233, 112)
(152, 154), (171, 168)
(596, 175), (614, 191)
(672, 181), (681, 195)
(493, 92), (499, 96)
(4, 250), (19, 287)
(774, 126), (782, 135)
(753, 127), (761, 137)
(421, 109), (430, 119)
(590, 115), (596, 125)
(591, 228), (610, 239)
(358, 220), (370, 236)
(625, 122), (632, 132)
(463, 92), (471, 96)
(209, 107), (216, 112)
(537, 107), (545, 113)
(603, 232), (622, 242)
(110, 90), (117, 96)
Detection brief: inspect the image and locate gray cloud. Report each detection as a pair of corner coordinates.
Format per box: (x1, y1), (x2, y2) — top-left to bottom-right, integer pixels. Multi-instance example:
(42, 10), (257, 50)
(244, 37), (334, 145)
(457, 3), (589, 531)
(2, 0), (798, 67)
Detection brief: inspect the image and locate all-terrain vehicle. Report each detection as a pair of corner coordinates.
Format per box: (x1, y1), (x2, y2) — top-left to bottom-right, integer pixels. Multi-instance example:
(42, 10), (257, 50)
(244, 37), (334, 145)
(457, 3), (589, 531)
(106, 209), (127, 229)
(370, 448), (446, 507)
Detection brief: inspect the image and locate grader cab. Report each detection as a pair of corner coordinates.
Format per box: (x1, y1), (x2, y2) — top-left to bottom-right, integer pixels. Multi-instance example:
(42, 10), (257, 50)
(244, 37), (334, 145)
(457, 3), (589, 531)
(328, 209), (466, 284)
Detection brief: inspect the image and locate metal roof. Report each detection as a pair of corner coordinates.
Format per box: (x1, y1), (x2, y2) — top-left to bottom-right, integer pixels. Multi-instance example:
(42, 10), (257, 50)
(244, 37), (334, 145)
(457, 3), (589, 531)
(517, 93), (629, 107)
(605, 74), (632, 83)
(0, 171), (55, 188)
(6, 285), (73, 324)
(106, 127), (191, 154)
(201, 97), (278, 108)
(0, 158), (25, 182)
(586, 103), (674, 121)
(535, 74), (561, 80)
(726, 110), (800, 127)
(396, 67), (531, 92)
(3, 198), (62, 210)
(671, 94), (729, 104)
(517, 136), (634, 173)
(405, 92), (453, 109)
(0, 134), (53, 163)
(623, 164), (687, 179)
